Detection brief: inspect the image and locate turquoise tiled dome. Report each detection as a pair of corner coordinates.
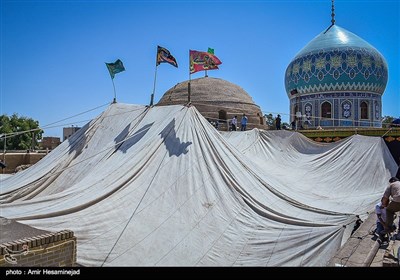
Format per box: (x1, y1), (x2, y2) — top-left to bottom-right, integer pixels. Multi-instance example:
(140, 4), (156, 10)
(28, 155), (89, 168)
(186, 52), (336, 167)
(285, 25), (388, 97)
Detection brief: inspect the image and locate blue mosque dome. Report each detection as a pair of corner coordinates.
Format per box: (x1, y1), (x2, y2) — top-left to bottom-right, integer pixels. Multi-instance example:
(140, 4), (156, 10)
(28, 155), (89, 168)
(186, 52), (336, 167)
(285, 21), (388, 129)
(285, 25), (388, 97)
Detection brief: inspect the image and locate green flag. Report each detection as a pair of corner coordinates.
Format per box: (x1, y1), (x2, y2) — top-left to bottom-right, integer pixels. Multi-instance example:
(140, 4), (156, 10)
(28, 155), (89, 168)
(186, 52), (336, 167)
(105, 59), (125, 79)
(208, 48), (214, 55)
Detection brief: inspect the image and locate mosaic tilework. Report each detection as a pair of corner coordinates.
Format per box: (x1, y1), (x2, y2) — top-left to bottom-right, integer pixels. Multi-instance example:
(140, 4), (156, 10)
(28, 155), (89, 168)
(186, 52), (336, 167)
(285, 48), (388, 95)
(286, 25), (387, 128)
(290, 92), (382, 128)
(285, 25), (388, 96)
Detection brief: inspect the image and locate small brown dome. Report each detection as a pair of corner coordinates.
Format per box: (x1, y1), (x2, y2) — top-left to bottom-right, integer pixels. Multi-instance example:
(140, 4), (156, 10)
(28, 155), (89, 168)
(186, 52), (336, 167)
(157, 77), (266, 130)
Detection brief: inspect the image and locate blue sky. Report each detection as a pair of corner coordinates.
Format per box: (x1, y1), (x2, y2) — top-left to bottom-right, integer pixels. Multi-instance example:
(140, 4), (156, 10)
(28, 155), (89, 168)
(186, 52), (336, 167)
(1, 0), (399, 138)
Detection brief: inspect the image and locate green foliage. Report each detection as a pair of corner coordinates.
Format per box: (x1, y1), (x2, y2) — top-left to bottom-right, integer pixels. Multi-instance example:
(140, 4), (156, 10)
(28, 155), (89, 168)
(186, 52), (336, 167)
(264, 113), (274, 129)
(382, 116), (395, 124)
(0, 114), (43, 150)
(382, 116), (398, 128)
(264, 114), (289, 130)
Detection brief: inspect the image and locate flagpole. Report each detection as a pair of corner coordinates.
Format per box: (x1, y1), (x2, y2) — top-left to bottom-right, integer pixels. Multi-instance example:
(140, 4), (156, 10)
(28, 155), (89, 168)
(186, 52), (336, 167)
(188, 50), (191, 103)
(150, 65), (158, 106)
(105, 59), (125, 103)
(111, 78), (117, 103)
(188, 74), (191, 103)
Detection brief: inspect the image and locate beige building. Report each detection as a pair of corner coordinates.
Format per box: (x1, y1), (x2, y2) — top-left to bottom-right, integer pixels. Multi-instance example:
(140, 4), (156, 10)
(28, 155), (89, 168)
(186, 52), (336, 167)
(63, 126), (81, 141)
(157, 77), (266, 130)
(41, 136), (61, 150)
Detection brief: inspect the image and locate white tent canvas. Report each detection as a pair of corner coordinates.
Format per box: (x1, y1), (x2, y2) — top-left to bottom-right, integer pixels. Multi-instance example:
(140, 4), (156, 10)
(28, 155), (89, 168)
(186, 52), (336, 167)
(0, 103), (397, 266)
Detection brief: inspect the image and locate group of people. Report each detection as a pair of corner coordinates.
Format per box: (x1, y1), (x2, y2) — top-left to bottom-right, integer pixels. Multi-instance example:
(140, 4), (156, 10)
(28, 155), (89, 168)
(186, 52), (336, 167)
(207, 119), (219, 130)
(231, 114), (285, 131)
(231, 114), (248, 131)
(375, 176), (400, 239)
(231, 113), (284, 131)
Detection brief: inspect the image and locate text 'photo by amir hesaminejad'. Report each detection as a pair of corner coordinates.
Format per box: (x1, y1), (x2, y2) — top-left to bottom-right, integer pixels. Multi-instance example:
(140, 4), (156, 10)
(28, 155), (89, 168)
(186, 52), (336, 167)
(4, 268), (81, 276)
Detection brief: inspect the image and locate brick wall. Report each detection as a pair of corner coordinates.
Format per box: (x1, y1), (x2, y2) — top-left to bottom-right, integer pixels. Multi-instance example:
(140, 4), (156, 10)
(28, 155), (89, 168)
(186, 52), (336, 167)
(0, 230), (77, 267)
(1, 152), (47, 174)
(41, 137), (61, 150)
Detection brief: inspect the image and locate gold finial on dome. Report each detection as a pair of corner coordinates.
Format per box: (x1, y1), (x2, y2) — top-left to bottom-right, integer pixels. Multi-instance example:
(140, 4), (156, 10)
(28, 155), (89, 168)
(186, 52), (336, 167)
(331, 0), (335, 25)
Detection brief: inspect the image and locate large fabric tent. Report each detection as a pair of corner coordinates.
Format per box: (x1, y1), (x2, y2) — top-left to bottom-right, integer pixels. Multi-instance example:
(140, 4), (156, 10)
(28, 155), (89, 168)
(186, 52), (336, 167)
(0, 103), (397, 266)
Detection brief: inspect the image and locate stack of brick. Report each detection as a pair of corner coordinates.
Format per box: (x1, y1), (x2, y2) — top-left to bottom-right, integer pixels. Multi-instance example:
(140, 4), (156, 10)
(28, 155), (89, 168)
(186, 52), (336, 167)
(0, 230), (76, 267)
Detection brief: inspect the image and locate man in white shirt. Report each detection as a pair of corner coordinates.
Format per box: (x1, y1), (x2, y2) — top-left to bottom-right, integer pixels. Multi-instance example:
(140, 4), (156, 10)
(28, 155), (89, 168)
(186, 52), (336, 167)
(231, 116), (237, 131)
(375, 201), (387, 236)
(381, 177), (400, 236)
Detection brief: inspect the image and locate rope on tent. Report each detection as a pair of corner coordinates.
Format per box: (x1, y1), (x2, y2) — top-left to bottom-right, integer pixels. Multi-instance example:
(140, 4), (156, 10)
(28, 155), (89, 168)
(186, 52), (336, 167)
(100, 106), (190, 266)
(0, 102), (109, 139)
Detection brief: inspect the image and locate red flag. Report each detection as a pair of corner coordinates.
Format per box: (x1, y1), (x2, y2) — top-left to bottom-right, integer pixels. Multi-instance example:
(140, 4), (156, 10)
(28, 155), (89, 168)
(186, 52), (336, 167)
(189, 50), (222, 74)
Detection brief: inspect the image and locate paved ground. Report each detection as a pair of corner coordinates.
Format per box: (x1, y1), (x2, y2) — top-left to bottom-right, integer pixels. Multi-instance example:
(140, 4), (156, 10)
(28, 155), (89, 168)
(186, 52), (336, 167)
(1, 213), (398, 267)
(373, 234), (400, 267)
(329, 211), (399, 267)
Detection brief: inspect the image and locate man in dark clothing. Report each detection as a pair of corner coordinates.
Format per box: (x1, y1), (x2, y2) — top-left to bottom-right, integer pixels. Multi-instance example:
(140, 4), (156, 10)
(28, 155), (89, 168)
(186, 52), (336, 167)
(291, 120), (296, 130)
(276, 115), (281, 130)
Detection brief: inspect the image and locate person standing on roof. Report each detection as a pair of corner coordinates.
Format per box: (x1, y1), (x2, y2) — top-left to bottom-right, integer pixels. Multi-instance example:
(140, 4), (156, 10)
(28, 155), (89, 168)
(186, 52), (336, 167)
(240, 114), (248, 131)
(375, 201), (388, 236)
(231, 116), (237, 131)
(381, 177), (400, 236)
(276, 114), (281, 130)
(375, 199), (399, 238)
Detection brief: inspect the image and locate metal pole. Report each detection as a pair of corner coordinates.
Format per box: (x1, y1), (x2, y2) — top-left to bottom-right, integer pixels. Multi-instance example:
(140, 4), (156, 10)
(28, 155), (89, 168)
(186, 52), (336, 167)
(188, 81), (191, 103)
(3, 135), (5, 162)
(150, 65), (158, 106)
(2, 136), (4, 175)
(111, 78), (117, 103)
(188, 72), (192, 103)
(188, 51), (192, 103)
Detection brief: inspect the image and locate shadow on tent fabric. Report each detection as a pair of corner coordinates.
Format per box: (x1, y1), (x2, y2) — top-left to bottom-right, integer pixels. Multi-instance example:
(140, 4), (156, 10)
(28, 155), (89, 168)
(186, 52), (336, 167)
(114, 123), (154, 153)
(159, 119), (192, 157)
(67, 122), (89, 155)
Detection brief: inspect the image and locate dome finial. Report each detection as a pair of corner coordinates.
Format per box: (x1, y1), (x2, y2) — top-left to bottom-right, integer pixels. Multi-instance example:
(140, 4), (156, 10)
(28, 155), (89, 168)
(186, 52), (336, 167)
(331, 0), (335, 25)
